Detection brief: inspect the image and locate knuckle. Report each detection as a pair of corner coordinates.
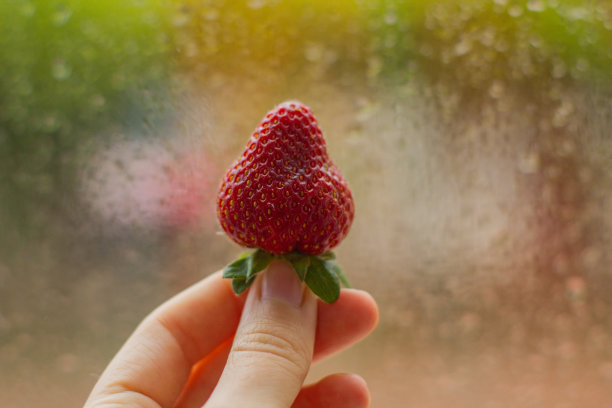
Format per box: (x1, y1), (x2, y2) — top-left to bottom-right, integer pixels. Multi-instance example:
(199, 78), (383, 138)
(232, 321), (312, 375)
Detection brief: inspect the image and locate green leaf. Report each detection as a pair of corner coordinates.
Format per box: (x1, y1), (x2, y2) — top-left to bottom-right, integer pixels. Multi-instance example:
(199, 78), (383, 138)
(232, 276), (256, 294)
(248, 249), (274, 279)
(305, 257), (340, 304)
(319, 251), (336, 261)
(326, 261), (351, 288)
(223, 257), (250, 279)
(289, 256), (310, 281)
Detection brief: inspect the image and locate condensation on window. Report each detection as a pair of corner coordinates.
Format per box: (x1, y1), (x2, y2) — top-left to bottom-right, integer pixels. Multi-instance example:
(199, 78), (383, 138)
(1, 1), (611, 407)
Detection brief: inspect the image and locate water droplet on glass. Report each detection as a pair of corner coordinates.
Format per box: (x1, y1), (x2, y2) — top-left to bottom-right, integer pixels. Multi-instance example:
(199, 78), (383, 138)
(552, 100), (574, 128)
(518, 151), (540, 174)
(20, 2), (36, 17)
(384, 12), (397, 25)
(204, 8), (219, 21)
(52, 58), (71, 81)
(367, 57), (382, 79)
(419, 44), (434, 58)
(575, 58), (589, 73)
(552, 59), (567, 78)
(565, 276), (587, 302)
(304, 43), (324, 62)
(494, 39), (509, 53)
(580, 246), (601, 268)
(91, 94), (106, 108)
(508, 5), (524, 17)
(488, 80), (505, 99)
(173, 11), (190, 27)
(454, 38), (473, 56)
(529, 36), (542, 49)
(248, 0), (267, 10)
(41, 113), (60, 133)
(478, 27), (496, 47)
(184, 41), (199, 58)
(384, 35), (397, 49)
(526, 0), (546, 12)
(567, 7), (588, 21)
(52, 4), (72, 27)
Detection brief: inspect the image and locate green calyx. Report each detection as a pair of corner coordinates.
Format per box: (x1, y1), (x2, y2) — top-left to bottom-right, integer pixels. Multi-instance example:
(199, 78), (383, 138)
(222, 249), (350, 304)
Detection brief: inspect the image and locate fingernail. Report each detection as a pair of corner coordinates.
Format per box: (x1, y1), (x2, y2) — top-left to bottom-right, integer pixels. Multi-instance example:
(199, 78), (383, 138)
(262, 260), (304, 307)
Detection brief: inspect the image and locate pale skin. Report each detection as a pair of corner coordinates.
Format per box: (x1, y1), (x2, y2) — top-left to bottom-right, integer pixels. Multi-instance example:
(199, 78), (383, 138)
(84, 260), (379, 408)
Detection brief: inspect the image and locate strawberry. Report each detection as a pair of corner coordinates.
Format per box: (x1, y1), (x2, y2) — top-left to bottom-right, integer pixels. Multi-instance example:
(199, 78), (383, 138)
(217, 101), (354, 303)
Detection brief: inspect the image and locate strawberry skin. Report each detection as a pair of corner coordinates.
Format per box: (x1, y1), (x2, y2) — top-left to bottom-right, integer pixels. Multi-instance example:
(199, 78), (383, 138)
(217, 101), (354, 255)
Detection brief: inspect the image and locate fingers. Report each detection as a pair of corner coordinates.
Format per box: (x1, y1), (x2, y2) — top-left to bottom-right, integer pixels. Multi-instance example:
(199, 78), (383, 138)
(84, 271), (243, 408)
(86, 265), (378, 408)
(315, 289), (378, 362)
(292, 373), (370, 408)
(173, 339), (232, 408)
(204, 260), (318, 408)
(175, 287), (378, 407)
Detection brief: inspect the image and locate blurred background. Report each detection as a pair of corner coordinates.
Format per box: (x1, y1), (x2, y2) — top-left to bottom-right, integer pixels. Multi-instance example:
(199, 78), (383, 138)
(1, 0), (612, 406)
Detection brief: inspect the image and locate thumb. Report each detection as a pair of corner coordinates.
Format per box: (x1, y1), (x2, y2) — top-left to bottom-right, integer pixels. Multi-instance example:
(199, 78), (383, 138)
(205, 259), (317, 408)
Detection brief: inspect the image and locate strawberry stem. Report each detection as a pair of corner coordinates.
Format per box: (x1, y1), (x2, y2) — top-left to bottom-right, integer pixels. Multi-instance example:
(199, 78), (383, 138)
(222, 249), (349, 303)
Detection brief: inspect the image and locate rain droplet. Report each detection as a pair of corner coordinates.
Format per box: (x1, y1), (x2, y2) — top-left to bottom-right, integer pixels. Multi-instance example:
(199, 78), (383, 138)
(184, 41), (199, 58)
(518, 151), (540, 174)
(51, 58), (72, 81)
(552, 100), (574, 128)
(52, 4), (72, 26)
(529, 36), (542, 49)
(204, 8), (219, 21)
(367, 57), (382, 79)
(478, 27), (496, 47)
(20, 2), (36, 17)
(41, 113), (60, 133)
(247, 0), (267, 10)
(575, 58), (589, 73)
(494, 39), (509, 53)
(454, 38), (473, 56)
(419, 44), (434, 57)
(580, 249), (600, 271)
(91, 94), (106, 108)
(304, 43), (324, 62)
(567, 7), (588, 21)
(384, 11), (398, 25)
(526, 0), (546, 12)
(488, 80), (505, 99)
(565, 276), (587, 302)
(552, 59), (567, 78)
(172, 11), (190, 27)
(508, 5), (524, 17)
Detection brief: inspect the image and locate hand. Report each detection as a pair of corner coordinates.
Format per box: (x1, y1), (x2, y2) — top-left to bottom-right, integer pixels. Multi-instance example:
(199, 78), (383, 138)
(84, 259), (378, 408)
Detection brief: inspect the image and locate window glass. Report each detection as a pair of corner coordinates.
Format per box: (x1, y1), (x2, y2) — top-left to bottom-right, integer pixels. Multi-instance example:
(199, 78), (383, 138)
(1, 1), (611, 406)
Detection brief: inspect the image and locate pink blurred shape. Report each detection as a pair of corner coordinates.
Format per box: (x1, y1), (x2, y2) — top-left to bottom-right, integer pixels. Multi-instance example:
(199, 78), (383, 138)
(81, 138), (218, 232)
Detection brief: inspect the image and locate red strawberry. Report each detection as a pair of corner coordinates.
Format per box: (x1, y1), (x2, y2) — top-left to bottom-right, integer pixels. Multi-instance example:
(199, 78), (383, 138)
(217, 101), (354, 303)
